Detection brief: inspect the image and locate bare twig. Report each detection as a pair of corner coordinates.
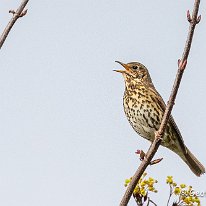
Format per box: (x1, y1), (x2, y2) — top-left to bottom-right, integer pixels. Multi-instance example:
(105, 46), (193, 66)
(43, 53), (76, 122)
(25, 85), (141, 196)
(147, 198), (157, 206)
(120, 1), (201, 205)
(136, 150), (163, 165)
(167, 185), (173, 206)
(150, 158), (163, 165)
(135, 150), (146, 161)
(0, 0), (29, 49)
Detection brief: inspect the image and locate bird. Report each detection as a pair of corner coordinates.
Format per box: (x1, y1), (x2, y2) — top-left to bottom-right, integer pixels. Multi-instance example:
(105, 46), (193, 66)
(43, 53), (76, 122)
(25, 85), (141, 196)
(114, 61), (205, 176)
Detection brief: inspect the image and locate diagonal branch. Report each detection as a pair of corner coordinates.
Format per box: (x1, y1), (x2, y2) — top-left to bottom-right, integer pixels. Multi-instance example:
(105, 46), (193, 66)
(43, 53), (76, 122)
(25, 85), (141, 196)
(119, 0), (201, 205)
(0, 0), (29, 49)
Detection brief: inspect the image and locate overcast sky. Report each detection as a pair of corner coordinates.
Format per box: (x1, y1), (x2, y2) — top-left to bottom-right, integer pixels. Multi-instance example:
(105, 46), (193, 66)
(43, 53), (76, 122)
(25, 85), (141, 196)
(0, 1), (206, 205)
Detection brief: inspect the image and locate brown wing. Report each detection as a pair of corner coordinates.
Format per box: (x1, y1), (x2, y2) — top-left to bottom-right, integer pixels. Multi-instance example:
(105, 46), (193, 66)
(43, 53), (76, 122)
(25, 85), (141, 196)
(148, 86), (187, 154)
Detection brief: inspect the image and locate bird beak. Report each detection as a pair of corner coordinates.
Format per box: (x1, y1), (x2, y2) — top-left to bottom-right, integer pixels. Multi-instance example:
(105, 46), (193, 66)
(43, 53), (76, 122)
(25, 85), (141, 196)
(114, 61), (130, 73)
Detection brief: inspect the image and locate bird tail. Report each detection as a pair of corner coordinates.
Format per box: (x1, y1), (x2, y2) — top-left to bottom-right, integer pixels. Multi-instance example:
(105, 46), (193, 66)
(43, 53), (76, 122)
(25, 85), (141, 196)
(181, 147), (205, 177)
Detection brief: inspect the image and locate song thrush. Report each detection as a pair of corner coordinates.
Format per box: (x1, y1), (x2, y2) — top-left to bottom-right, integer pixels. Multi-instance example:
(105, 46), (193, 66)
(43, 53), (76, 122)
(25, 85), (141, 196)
(114, 61), (205, 176)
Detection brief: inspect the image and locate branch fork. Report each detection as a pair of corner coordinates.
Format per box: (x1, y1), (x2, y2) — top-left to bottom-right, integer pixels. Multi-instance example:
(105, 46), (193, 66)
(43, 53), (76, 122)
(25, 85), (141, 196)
(0, 0), (29, 49)
(135, 150), (163, 165)
(9, 9), (27, 18)
(187, 10), (201, 24)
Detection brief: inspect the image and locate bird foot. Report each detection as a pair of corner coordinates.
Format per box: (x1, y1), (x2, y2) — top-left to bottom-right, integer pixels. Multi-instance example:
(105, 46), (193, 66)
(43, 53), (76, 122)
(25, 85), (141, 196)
(154, 131), (163, 141)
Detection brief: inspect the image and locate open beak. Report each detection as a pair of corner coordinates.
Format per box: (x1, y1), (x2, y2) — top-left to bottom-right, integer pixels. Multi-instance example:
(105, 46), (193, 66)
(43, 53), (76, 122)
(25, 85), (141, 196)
(113, 61), (130, 73)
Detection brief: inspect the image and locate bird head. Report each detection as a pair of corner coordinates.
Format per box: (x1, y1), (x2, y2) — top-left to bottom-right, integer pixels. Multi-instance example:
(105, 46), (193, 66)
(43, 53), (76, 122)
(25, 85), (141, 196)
(114, 61), (153, 85)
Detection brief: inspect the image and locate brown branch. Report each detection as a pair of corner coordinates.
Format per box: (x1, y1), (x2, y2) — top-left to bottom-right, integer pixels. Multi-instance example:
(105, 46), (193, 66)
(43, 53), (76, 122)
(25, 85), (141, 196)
(119, 0), (201, 205)
(0, 0), (29, 49)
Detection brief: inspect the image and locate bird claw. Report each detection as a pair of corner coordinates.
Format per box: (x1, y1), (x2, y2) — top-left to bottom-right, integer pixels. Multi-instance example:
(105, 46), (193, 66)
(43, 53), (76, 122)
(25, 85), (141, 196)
(154, 131), (162, 140)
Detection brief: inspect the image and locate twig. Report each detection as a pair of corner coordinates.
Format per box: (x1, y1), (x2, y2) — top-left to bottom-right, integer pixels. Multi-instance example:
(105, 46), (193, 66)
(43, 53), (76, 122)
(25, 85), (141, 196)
(0, 0), (29, 49)
(148, 198), (157, 206)
(119, 1), (201, 205)
(167, 185), (173, 206)
(146, 199), (150, 206)
(146, 197), (157, 206)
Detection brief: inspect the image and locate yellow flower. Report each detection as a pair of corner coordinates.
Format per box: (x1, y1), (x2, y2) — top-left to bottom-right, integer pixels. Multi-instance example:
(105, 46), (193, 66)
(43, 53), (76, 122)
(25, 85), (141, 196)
(164, 177), (201, 206)
(133, 187), (139, 195)
(174, 187), (181, 195)
(124, 179), (130, 187)
(148, 186), (155, 191)
(183, 197), (190, 204)
(148, 182), (154, 187)
(180, 184), (186, 188)
(193, 197), (200, 203)
(148, 177), (154, 182)
(140, 188), (146, 196)
(166, 176), (173, 184)
(148, 177), (155, 187)
(125, 173), (157, 198)
(140, 181), (146, 187)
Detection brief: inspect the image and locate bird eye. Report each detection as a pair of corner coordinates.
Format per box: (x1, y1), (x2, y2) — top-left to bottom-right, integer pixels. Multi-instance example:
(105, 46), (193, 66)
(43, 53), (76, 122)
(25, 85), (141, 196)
(132, 66), (138, 70)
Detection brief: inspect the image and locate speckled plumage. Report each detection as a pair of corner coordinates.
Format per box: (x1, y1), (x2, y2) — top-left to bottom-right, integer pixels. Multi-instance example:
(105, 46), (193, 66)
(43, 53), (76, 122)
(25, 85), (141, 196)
(115, 61), (205, 176)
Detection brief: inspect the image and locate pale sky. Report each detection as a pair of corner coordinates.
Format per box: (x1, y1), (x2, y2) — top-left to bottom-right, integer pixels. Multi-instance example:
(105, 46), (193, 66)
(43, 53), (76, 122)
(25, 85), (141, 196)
(0, 1), (206, 205)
